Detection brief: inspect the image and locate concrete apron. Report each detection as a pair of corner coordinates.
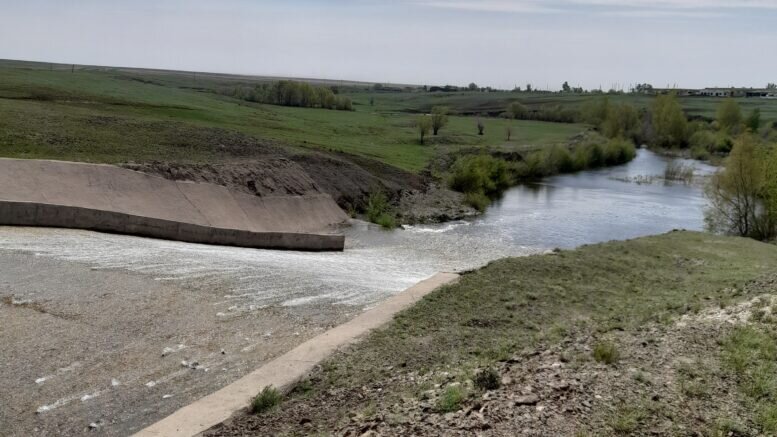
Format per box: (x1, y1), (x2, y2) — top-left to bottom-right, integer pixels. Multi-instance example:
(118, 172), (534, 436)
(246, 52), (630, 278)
(134, 272), (460, 437)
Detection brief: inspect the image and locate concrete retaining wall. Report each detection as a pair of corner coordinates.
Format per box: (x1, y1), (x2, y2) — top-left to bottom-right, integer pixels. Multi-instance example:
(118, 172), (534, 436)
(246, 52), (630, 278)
(0, 201), (344, 251)
(0, 159), (348, 251)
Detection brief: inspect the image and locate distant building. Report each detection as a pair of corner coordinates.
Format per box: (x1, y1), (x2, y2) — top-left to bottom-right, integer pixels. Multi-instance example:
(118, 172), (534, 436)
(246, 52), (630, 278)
(647, 87), (773, 98)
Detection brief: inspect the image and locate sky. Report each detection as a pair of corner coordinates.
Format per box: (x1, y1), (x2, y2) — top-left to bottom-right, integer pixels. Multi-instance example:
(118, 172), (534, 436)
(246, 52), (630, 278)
(1, 0), (776, 90)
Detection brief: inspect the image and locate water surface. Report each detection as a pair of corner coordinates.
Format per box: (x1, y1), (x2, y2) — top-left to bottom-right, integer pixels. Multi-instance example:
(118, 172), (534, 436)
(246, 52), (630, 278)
(0, 149), (714, 309)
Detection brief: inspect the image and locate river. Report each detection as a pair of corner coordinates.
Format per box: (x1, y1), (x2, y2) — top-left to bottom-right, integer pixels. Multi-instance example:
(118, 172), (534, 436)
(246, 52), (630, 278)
(0, 149), (715, 309)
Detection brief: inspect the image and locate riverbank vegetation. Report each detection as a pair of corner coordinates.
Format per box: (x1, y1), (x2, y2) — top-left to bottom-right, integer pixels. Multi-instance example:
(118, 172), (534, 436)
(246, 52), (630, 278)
(205, 231), (777, 436)
(705, 134), (777, 241)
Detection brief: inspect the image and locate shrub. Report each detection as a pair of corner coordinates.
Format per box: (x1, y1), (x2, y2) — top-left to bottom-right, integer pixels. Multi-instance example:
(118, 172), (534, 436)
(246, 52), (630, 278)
(365, 191), (396, 229)
(473, 368), (501, 391)
(593, 341), (620, 364)
(650, 93), (688, 148)
(464, 191), (490, 212)
(436, 385), (466, 412)
(252, 386), (281, 414)
(449, 155), (510, 195)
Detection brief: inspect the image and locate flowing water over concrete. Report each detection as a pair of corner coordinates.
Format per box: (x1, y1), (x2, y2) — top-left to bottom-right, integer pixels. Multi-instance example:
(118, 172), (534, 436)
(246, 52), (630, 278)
(0, 149), (715, 435)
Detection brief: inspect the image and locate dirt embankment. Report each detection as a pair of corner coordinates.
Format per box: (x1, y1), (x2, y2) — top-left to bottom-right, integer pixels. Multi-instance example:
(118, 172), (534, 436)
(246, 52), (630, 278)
(124, 150), (477, 225)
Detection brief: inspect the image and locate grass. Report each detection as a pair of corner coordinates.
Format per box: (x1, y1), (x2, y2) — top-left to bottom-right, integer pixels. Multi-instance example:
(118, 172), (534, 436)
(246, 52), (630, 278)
(251, 386), (282, 414)
(436, 385), (466, 413)
(722, 325), (777, 434)
(0, 63), (585, 173)
(237, 231), (777, 433)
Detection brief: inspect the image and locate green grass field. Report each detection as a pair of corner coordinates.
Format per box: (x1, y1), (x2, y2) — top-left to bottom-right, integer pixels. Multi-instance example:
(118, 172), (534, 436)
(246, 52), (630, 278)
(0, 64), (583, 172)
(2, 60), (774, 173)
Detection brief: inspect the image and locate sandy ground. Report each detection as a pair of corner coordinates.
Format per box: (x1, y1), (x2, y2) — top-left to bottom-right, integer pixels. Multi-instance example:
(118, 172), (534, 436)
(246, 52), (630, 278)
(0, 249), (353, 436)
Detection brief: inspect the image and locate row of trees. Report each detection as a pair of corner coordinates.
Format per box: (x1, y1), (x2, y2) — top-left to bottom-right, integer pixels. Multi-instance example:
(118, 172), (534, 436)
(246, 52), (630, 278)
(227, 81), (353, 111)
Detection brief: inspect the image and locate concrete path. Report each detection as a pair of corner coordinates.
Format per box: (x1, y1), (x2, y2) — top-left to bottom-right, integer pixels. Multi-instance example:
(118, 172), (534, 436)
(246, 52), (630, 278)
(134, 272), (460, 437)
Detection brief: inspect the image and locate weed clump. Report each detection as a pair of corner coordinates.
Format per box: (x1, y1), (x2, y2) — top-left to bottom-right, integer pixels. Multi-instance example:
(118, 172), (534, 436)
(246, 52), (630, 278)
(436, 385), (466, 412)
(473, 368), (501, 391)
(593, 341), (620, 365)
(252, 386), (282, 414)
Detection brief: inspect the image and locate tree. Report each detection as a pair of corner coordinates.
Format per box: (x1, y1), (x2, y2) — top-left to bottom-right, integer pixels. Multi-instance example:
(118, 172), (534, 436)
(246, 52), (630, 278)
(525, 84), (533, 93)
(650, 93), (687, 148)
(562, 81), (571, 92)
(705, 135), (775, 240)
(477, 118), (485, 135)
(581, 96), (611, 127)
(431, 106), (449, 135)
(746, 108), (761, 132)
(468, 82), (479, 91)
(717, 98), (743, 133)
(506, 102), (528, 120)
(767, 83), (776, 90)
(416, 115), (432, 144)
(602, 103), (639, 140)
(505, 125), (513, 141)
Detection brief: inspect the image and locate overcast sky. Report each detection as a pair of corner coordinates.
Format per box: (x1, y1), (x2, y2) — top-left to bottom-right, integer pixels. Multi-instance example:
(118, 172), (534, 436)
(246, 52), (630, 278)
(1, 0), (776, 90)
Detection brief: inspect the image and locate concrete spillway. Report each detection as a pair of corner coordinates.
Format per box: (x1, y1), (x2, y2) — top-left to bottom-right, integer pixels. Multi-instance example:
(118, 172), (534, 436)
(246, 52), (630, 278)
(0, 158), (347, 251)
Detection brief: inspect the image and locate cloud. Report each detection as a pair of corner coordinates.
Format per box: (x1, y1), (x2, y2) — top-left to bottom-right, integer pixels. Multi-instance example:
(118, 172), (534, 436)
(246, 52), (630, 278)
(414, 0), (777, 16)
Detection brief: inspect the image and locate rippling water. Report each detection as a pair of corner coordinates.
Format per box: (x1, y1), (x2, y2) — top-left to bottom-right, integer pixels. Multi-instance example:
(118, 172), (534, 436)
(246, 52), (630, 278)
(0, 150), (715, 309)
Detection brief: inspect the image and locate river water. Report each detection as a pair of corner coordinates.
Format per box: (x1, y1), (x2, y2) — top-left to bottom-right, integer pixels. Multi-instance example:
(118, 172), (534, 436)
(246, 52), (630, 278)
(0, 149), (715, 311)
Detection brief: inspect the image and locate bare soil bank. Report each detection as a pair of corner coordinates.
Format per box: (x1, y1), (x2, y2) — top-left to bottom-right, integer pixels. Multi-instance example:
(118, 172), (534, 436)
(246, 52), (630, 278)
(124, 150), (478, 225)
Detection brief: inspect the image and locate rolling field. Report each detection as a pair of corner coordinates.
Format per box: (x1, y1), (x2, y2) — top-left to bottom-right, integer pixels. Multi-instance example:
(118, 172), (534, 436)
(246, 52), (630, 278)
(0, 63), (583, 172)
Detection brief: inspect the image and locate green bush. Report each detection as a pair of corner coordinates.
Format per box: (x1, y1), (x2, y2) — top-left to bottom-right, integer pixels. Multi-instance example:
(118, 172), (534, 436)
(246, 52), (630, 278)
(436, 385), (466, 412)
(449, 155), (510, 195)
(252, 386), (282, 414)
(464, 191), (491, 212)
(593, 341), (620, 364)
(473, 368), (501, 391)
(365, 191), (396, 229)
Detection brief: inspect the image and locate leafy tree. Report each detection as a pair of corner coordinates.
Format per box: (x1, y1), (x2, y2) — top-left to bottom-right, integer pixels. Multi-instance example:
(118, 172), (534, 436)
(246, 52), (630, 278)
(717, 98), (743, 133)
(468, 82), (479, 91)
(416, 115), (432, 144)
(602, 103), (639, 140)
(525, 84), (533, 93)
(767, 83), (776, 90)
(746, 108), (761, 132)
(431, 106), (449, 135)
(562, 81), (571, 92)
(507, 102), (528, 120)
(705, 135), (776, 240)
(581, 96), (611, 127)
(650, 93), (688, 148)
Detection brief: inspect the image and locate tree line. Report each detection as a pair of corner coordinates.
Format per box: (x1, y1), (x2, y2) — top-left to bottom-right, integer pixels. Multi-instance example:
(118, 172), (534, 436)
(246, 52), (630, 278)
(225, 81), (353, 111)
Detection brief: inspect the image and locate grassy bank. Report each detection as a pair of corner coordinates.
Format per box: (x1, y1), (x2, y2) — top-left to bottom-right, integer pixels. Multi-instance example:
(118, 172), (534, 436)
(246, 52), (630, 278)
(205, 231), (777, 436)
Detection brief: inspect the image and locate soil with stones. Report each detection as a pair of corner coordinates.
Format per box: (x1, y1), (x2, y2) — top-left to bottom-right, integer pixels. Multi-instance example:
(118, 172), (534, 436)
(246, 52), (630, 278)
(123, 149), (477, 225)
(205, 275), (777, 437)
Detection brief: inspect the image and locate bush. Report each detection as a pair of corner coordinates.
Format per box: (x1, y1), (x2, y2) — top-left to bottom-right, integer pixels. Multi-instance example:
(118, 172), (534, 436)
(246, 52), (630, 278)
(436, 385), (466, 412)
(252, 386), (282, 414)
(449, 155), (510, 195)
(464, 191), (490, 212)
(593, 341), (620, 364)
(474, 368), (501, 391)
(365, 191), (396, 229)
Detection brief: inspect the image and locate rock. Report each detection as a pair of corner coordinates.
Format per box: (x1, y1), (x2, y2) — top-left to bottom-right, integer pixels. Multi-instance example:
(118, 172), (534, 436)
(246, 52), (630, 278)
(89, 422), (99, 429)
(515, 394), (540, 405)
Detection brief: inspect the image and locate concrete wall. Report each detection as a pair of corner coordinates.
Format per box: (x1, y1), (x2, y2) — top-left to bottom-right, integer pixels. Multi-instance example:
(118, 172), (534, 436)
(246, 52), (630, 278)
(0, 159), (347, 251)
(0, 201), (344, 251)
